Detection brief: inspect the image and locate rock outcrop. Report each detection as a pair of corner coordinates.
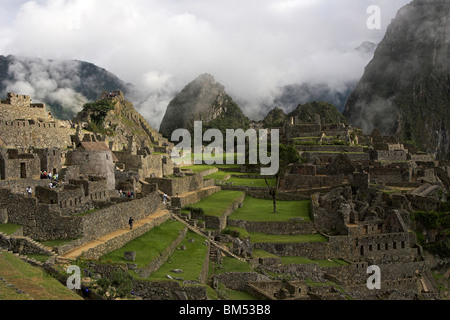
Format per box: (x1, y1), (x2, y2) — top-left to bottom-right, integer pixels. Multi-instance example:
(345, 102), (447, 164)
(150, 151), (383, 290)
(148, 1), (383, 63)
(343, 0), (450, 160)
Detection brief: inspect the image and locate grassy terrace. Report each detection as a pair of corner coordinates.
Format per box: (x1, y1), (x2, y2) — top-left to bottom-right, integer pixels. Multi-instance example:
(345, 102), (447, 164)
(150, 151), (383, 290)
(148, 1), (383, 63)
(184, 190), (244, 217)
(249, 232), (327, 244)
(229, 196), (312, 222)
(0, 251), (83, 300)
(252, 249), (348, 267)
(0, 223), (22, 235)
(101, 220), (186, 268)
(217, 177), (276, 187)
(149, 230), (209, 281)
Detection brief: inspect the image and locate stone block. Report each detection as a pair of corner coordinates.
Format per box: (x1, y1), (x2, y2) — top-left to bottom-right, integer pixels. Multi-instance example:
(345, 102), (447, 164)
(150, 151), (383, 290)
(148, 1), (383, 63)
(124, 251), (136, 261)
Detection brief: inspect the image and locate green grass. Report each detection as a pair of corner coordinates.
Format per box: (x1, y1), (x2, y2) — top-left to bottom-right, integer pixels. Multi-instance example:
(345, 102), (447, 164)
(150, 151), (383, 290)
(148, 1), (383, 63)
(230, 197), (312, 222)
(40, 238), (79, 248)
(101, 220), (186, 268)
(222, 226), (250, 239)
(149, 231), (209, 281)
(214, 257), (254, 274)
(186, 190), (244, 218)
(24, 254), (52, 263)
(0, 223), (22, 235)
(225, 289), (259, 300)
(218, 177), (276, 187)
(204, 170), (231, 180)
(251, 249), (279, 259)
(181, 165), (217, 173)
(280, 257), (349, 267)
(0, 251), (83, 300)
(248, 232), (327, 244)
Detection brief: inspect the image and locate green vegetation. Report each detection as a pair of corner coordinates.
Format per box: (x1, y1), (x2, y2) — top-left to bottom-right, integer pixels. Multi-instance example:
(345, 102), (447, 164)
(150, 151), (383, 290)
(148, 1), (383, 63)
(410, 210), (450, 257)
(214, 257), (253, 274)
(83, 99), (116, 135)
(217, 177), (276, 188)
(248, 232), (327, 244)
(0, 223), (21, 235)
(40, 238), (79, 248)
(96, 270), (134, 300)
(101, 220), (186, 267)
(280, 257), (349, 267)
(251, 249), (278, 259)
(230, 197), (311, 222)
(183, 190), (244, 218)
(149, 231), (209, 281)
(222, 226), (250, 240)
(0, 251), (83, 300)
(225, 289), (259, 300)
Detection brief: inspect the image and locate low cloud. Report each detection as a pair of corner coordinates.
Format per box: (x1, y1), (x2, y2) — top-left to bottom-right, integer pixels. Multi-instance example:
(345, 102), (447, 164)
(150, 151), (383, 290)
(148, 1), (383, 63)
(0, 0), (411, 129)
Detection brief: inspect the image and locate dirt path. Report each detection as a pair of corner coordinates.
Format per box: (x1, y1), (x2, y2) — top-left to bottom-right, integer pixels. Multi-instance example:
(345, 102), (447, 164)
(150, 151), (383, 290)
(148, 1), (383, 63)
(62, 209), (170, 260)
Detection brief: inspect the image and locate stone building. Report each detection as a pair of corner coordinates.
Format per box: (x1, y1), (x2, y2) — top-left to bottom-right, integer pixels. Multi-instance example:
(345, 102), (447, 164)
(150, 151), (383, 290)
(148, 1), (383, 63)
(0, 149), (40, 180)
(65, 142), (116, 190)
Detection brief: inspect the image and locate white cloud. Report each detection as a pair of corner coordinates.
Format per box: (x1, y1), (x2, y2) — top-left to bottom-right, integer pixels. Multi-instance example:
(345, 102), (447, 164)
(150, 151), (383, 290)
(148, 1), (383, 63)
(0, 0), (412, 129)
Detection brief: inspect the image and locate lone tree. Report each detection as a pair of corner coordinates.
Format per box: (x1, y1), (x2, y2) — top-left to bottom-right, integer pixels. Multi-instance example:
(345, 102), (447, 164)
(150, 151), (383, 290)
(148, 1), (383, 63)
(265, 143), (301, 213)
(82, 99), (116, 134)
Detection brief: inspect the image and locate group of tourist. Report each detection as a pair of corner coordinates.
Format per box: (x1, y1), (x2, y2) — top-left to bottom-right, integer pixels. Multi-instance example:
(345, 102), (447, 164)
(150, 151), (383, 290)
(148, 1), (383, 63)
(118, 189), (134, 198)
(40, 171), (58, 181)
(107, 92), (118, 98)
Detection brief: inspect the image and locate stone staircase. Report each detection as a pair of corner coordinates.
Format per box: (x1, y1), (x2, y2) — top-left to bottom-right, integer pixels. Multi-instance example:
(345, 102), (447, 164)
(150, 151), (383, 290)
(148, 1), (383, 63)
(171, 213), (247, 263)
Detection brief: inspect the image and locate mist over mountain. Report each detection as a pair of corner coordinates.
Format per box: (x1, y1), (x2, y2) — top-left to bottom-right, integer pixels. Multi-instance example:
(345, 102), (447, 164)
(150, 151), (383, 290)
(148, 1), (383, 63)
(159, 73), (250, 139)
(0, 55), (133, 119)
(343, 0), (450, 159)
(264, 81), (357, 116)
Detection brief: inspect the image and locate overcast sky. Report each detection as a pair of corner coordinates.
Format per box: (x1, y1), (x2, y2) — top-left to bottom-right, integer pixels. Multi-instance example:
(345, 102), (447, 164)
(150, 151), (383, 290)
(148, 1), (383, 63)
(0, 0), (411, 128)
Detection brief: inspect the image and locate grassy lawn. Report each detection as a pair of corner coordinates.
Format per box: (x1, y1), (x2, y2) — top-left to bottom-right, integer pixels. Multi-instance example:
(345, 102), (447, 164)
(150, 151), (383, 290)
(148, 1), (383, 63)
(149, 231), (208, 281)
(226, 289), (259, 300)
(0, 223), (22, 235)
(181, 165), (217, 173)
(101, 220), (186, 268)
(251, 249), (278, 259)
(230, 196), (312, 222)
(217, 177), (276, 187)
(204, 170), (231, 180)
(40, 238), (80, 248)
(248, 232), (327, 244)
(214, 256), (254, 275)
(186, 190), (244, 218)
(222, 226), (250, 239)
(0, 251), (83, 300)
(280, 257), (349, 267)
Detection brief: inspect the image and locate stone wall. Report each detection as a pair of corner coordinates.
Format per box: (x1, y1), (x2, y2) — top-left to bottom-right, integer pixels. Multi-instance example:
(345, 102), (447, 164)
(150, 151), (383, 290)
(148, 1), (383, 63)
(0, 120), (74, 150)
(213, 272), (270, 291)
(406, 194), (440, 212)
(80, 191), (162, 242)
(171, 186), (221, 208)
(0, 232), (54, 256)
(66, 150), (116, 190)
(191, 192), (245, 230)
(79, 210), (171, 259)
(135, 227), (188, 278)
(227, 219), (316, 235)
(146, 174), (203, 196)
(131, 280), (208, 300)
(0, 187), (162, 242)
(283, 174), (345, 190)
(252, 242), (331, 259)
(296, 145), (364, 153)
(370, 150), (407, 162)
(0, 150), (41, 180)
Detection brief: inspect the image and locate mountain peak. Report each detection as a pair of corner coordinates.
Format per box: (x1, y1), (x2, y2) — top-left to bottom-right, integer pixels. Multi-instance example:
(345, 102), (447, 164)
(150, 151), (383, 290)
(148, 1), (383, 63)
(159, 74), (249, 139)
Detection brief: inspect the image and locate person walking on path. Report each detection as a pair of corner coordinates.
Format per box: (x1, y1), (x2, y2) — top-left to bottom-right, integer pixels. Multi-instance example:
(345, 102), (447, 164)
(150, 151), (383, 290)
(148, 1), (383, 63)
(129, 217), (134, 230)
